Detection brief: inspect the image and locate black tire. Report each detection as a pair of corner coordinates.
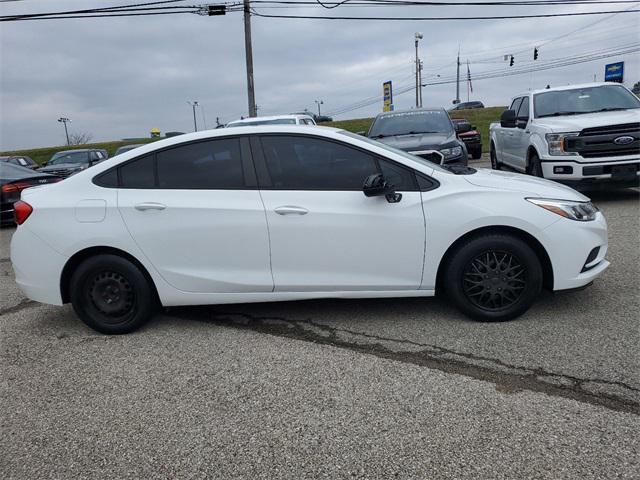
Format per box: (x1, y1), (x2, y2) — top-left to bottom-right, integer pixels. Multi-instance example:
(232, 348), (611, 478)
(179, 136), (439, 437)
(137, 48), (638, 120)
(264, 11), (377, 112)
(528, 153), (543, 177)
(443, 234), (542, 322)
(490, 143), (500, 170)
(70, 254), (156, 334)
(472, 148), (482, 160)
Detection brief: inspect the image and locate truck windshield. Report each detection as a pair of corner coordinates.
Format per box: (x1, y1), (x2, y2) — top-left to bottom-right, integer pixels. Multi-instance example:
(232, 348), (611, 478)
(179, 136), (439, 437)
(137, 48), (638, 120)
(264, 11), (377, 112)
(534, 85), (640, 118)
(48, 152), (90, 165)
(368, 110), (453, 138)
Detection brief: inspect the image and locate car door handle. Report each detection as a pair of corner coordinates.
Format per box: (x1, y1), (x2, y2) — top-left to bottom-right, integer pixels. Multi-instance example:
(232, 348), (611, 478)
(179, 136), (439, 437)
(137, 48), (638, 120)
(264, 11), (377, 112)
(134, 202), (166, 211)
(274, 206), (309, 215)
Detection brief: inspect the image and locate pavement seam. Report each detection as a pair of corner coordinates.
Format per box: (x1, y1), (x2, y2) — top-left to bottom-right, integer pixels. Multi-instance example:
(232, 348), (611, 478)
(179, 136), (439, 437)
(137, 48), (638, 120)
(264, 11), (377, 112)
(200, 310), (640, 415)
(0, 298), (37, 317)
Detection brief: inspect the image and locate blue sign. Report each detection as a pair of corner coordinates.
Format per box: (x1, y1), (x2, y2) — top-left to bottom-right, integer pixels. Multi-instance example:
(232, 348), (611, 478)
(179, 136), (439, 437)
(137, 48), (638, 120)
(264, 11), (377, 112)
(604, 62), (624, 83)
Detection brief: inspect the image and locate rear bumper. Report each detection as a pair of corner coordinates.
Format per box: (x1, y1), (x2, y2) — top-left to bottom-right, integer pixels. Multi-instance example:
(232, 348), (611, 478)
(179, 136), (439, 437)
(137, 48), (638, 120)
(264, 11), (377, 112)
(10, 225), (66, 305)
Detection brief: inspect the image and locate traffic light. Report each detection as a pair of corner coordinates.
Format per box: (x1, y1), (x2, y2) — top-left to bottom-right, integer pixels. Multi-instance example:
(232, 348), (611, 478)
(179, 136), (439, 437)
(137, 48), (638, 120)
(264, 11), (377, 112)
(510, 55), (514, 67)
(534, 48), (539, 60)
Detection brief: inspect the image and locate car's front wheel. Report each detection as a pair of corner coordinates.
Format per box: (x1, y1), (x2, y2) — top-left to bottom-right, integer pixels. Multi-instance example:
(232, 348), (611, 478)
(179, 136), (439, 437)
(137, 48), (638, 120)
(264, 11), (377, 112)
(490, 143), (500, 169)
(443, 233), (542, 322)
(70, 254), (156, 334)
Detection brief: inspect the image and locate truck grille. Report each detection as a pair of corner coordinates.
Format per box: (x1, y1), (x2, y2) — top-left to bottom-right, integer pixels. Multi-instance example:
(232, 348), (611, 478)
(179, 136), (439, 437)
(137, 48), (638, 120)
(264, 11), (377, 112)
(565, 123), (640, 159)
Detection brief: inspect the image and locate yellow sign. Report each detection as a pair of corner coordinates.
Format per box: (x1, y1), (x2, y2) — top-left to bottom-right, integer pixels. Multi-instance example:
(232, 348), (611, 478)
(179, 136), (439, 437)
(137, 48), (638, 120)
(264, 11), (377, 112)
(383, 81), (393, 112)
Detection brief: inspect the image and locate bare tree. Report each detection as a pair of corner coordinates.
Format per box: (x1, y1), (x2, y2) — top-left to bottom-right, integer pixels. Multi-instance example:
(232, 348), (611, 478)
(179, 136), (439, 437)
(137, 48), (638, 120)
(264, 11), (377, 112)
(68, 132), (93, 145)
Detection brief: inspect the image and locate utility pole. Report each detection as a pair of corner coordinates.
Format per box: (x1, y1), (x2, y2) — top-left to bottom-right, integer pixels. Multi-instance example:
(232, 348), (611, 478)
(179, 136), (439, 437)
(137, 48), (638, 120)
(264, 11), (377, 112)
(414, 32), (423, 108)
(418, 60), (423, 107)
(315, 99), (324, 116)
(188, 101), (199, 132)
(455, 49), (461, 105)
(57, 117), (70, 145)
(243, 0), (257, 117)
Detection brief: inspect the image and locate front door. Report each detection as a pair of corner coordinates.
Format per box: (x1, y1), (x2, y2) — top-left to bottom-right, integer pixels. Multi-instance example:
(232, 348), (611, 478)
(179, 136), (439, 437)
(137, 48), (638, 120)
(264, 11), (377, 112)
(117, 137), (273, 294)
(254, 134), (426, 292)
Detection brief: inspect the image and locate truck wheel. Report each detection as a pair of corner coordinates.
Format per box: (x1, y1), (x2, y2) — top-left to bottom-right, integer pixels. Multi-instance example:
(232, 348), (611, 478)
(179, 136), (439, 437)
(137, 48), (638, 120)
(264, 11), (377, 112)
(443, 233), (542, 322)
(472, 148), (482, 160)
(490, 144), (500, 170)
(528, 153), (543, 177)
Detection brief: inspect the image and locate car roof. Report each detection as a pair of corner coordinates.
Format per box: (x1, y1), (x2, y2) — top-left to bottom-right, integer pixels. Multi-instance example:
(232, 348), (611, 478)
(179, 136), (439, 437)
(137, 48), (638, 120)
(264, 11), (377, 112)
(228, 114), (313, 124)
(516, 82), (620, 98)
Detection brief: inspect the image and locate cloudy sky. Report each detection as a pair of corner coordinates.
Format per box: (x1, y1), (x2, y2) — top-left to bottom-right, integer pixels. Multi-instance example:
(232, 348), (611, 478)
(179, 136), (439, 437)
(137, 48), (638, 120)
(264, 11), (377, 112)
(1, 0), (638, 150)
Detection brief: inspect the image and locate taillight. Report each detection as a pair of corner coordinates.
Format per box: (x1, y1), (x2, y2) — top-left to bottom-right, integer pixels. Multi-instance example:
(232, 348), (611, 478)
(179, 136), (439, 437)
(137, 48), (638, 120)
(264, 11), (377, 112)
(2, 181), (33, 193)
(14, 200), (33, 225)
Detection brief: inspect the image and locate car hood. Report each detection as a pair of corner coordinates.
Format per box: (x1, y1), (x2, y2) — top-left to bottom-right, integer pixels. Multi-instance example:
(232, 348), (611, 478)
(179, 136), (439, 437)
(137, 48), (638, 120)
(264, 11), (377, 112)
(465, 168), (589, 200)
(374, 132), (454, 151)
(39, 163), (84, 171)
(534, 109), (640, 132)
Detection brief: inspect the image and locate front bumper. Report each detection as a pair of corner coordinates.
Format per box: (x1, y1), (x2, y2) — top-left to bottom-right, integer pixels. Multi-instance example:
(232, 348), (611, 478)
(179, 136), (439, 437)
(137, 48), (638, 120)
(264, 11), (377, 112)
(542, 212), (609, 291)
(540, 155), (639, 187)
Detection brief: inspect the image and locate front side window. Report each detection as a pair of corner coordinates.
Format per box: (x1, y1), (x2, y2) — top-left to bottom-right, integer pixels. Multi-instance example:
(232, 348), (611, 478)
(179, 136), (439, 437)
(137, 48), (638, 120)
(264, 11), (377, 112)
(157, 138), (244, 189)
(517, 98), (530, 120)
(534, 85), (640, 118)
(509, 97), (523, 112)
(260, 135), (378, 190)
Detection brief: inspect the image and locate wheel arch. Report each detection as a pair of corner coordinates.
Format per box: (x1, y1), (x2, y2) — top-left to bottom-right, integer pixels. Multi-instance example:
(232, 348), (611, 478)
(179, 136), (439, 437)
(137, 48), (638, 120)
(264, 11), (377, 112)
(60, 246), (160, 305)
(435, 225), (554, 293)
(526, 145), (540, 170)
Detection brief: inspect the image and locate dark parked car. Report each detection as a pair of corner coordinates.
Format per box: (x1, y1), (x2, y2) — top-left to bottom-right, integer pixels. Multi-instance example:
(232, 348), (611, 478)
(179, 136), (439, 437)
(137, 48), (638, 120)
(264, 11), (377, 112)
(449, 101), (485, 111)
(451, 118), (483, 159)
(114, 144), (144, 156)
(0, 155), (38, 170)
(366, 108), (468, 166)
(38, 149), (106, 178)
(1, 163), (61, 226)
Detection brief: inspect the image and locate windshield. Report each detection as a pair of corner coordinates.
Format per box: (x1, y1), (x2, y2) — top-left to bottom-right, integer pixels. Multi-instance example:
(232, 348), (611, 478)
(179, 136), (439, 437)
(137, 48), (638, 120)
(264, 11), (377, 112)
(49, 151), (89, 165)
(228, 118), (297, 127)
(368, 110), (454, 138)
(339, 131), (451, 174)
(534, 85), (640, 118)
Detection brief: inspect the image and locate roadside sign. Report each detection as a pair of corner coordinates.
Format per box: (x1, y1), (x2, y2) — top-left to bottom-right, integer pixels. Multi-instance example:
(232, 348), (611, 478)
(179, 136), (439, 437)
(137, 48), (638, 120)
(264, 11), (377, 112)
(383, 81), (393, 112)
(604, 62), (624, 83)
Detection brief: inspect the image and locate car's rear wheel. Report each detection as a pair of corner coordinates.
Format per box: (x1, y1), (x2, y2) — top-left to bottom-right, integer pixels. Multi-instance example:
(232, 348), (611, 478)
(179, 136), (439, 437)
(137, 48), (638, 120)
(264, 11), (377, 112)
(443, 234), (542, 322)
(490, 143), (500, 169)
(70, 254), (156, 334)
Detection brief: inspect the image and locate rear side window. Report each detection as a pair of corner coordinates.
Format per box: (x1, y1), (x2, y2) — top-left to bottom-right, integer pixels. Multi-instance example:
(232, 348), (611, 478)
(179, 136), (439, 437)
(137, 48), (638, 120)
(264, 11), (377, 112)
(120, 154), (155, 188)
(156, 139), (244, 189)
(260, 135), (378, 190)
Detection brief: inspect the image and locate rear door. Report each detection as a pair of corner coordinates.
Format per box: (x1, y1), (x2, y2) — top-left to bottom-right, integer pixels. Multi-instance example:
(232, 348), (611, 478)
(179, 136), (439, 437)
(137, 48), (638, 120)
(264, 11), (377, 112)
(116, 137), (273, 293)
(253, 134), (425, 292)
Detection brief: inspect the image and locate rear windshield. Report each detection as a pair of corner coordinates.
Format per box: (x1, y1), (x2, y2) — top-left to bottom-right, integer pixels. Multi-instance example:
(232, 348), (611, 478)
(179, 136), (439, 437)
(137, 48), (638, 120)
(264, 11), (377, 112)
(369, 110), (454, 138)
(0, 162), (43, 179)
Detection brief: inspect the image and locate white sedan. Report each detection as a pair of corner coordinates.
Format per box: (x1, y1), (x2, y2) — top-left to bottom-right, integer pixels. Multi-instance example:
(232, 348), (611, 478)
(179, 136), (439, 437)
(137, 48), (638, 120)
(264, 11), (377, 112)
(10, 126), (608, 334)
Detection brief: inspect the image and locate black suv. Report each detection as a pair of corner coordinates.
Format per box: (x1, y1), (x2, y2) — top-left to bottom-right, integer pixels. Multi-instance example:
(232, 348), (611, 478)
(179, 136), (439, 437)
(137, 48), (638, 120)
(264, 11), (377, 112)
(366, 108), (468, 165)
(38, 149), (107, 177)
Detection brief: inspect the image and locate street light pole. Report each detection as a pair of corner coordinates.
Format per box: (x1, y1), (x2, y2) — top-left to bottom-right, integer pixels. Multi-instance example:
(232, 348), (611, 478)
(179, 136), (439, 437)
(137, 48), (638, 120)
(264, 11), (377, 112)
(188, 101), (199, 132)
(243, 0), (257, 117)
(414, 33), (423, 108)
(315, 99), (324, 116)
(57, 117), (70, 145)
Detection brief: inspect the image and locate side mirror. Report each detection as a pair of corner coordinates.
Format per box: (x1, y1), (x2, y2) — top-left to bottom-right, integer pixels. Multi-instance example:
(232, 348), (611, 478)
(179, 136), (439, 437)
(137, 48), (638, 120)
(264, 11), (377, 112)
(500, 109), (517, 128)
(471, 125), (477, 130)
(454, 123), (461, 133)
(362, 174), (401, 203)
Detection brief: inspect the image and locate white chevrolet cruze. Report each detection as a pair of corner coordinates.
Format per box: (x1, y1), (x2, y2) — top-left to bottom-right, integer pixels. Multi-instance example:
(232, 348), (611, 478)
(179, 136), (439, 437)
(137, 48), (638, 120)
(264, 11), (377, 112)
(10, 126), (609, 334)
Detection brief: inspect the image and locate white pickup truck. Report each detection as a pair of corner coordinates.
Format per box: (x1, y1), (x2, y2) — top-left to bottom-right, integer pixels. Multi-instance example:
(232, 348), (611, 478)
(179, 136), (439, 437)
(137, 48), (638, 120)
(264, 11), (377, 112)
(489, 82), (640, 188)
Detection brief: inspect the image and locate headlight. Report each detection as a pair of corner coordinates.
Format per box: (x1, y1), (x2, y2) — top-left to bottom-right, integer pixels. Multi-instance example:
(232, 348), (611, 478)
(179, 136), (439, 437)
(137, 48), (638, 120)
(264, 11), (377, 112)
(439, 146), (463, 159)
(545, 133), (579, 156)
(526, 198), (599, 221)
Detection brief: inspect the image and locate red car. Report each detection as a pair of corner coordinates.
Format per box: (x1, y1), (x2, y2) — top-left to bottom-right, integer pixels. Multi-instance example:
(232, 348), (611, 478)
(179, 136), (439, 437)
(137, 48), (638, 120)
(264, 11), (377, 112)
(451, 118), (482, 159)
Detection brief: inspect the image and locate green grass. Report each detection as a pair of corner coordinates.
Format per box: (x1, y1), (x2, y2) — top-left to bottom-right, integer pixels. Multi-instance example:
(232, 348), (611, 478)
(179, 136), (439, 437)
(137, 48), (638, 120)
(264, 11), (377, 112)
(325, 106), (506, 153)
(3, 106), (506, 162)
(0, 138), (162, 166)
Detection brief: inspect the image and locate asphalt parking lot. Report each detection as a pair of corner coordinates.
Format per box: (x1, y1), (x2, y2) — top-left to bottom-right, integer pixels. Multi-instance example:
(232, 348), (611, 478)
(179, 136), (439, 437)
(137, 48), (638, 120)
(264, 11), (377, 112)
(1, 159), (639, 479)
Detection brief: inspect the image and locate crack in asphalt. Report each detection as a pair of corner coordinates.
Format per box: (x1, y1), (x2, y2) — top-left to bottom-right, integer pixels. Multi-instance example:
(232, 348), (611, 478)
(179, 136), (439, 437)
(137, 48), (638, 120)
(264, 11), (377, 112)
(0, 298), (37, 316)
(191, 310), (640, 415)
